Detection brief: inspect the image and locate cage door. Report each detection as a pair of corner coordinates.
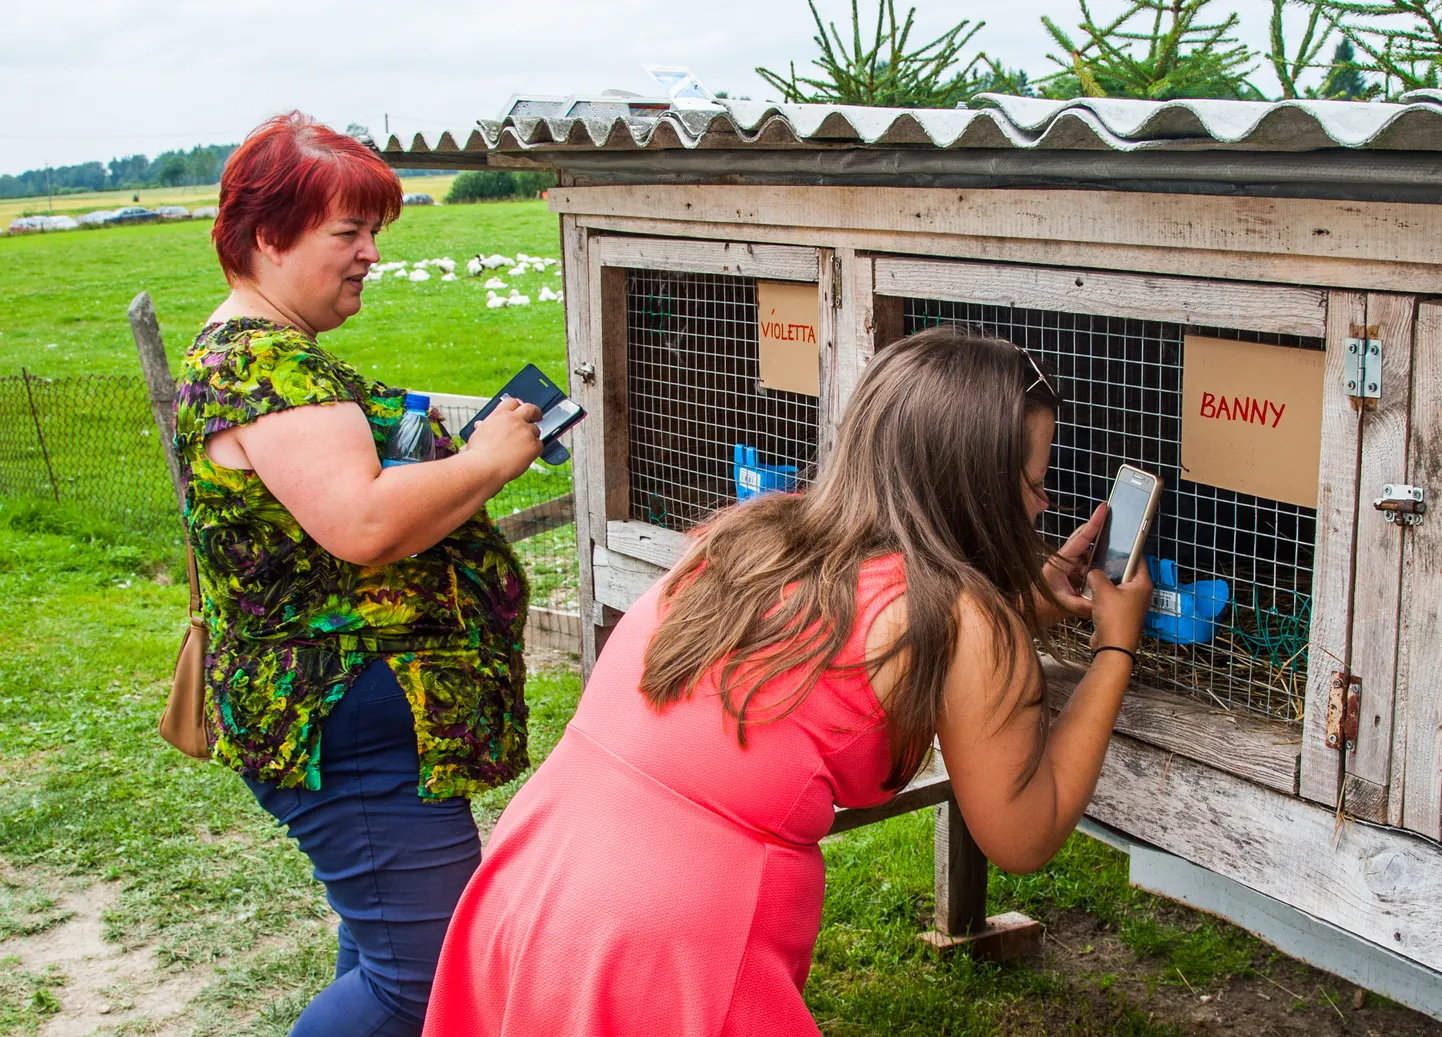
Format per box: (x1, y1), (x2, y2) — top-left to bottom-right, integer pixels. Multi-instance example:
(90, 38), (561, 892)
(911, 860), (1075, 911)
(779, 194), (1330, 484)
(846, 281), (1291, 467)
(1299, 293), (1417, 826)
(1396, 301), (1442, 841)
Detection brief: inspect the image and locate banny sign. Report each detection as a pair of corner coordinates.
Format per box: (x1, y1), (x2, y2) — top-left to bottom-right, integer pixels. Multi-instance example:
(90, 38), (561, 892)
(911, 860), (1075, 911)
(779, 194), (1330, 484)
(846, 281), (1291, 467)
(757, 280), (820, 396)
(1181, 335), (1324, 509)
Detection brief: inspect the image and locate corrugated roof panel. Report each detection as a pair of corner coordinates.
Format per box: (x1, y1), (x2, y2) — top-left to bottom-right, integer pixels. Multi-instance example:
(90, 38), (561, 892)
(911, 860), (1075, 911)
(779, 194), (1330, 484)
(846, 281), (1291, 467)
(380, 93), (1442, 159)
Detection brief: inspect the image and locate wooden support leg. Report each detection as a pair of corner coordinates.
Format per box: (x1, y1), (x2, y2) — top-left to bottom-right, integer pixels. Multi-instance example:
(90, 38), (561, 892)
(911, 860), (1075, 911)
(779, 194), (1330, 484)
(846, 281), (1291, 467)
(918, 797), (1042, 960)
(582, 603), (623, 684)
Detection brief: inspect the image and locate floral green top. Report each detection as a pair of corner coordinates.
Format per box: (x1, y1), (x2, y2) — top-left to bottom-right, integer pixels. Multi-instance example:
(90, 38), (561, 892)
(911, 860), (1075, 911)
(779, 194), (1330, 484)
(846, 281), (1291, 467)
(174, 317), (529, 800)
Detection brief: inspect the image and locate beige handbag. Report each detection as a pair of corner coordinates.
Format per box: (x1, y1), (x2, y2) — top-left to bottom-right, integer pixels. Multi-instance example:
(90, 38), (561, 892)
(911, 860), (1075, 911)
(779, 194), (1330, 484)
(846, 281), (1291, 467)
(159, 544), (212, 759)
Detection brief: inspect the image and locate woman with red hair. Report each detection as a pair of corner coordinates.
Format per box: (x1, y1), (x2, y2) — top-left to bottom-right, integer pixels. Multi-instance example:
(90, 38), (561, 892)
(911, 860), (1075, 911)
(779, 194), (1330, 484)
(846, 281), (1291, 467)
(173, 112), (543, 1036)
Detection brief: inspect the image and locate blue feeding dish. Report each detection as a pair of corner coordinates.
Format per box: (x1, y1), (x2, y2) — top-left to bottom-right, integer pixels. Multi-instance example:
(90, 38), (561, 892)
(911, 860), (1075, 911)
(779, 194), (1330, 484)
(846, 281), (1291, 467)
(733, 444), (798, 502)
(1144, 555), (1230, 646)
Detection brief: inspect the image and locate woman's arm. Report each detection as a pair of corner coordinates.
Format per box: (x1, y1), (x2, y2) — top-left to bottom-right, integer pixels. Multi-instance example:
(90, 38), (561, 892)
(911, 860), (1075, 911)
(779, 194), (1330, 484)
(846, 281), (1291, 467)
(935, 567), (1152, 874)
(212, 397), (542, 566)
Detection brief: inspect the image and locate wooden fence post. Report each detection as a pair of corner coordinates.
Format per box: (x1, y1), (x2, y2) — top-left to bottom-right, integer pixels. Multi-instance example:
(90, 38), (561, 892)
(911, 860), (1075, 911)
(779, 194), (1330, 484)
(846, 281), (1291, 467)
(127, 291), (184, 511)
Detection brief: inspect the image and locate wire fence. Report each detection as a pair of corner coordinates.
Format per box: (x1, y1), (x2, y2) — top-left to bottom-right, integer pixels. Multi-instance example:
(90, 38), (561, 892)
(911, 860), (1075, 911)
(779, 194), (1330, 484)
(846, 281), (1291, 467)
(0, 372), (579, 609)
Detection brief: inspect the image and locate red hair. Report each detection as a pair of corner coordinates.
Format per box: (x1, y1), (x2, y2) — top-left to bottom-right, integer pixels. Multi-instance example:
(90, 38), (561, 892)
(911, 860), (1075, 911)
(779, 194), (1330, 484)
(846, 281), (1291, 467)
(212, 111), (403, 282)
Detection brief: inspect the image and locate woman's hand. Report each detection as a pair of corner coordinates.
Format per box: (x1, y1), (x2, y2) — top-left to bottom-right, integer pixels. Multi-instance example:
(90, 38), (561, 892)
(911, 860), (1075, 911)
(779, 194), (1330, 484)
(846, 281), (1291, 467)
(465, 398), (543, 482)
(1034, 504), (1106, 627)
(1086, 564), (1154, 654)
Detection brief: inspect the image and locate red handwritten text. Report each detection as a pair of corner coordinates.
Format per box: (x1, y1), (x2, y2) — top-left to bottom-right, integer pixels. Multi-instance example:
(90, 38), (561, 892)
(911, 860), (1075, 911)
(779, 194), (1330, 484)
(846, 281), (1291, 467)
(1199, 392), (1286, 428)
(761, 321), (817, 344)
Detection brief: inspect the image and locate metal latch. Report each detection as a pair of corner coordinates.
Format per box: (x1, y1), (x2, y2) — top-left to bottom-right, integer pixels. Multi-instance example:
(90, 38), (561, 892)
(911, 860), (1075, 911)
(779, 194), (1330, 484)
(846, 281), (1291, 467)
(1325, 673), (1362, 752)
(572, 362), (595, 386)
(1374, 484), (1426, 526)
(1344, 338), (1382, 401)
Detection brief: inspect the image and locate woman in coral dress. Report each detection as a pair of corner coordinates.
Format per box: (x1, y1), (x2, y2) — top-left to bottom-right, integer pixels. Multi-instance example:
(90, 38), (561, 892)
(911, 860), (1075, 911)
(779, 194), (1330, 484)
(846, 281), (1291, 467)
(423, 327), (1153, 1036)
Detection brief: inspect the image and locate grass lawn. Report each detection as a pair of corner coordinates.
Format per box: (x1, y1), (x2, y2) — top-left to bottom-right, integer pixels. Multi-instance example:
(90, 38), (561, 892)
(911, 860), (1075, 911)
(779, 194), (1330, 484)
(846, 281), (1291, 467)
(0, 189), (562, 396)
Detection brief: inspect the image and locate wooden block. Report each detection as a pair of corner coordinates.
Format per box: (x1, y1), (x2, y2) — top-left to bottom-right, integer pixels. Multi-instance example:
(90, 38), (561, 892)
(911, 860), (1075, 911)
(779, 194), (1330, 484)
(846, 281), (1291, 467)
(874, 256), (1327, 338)
(1044, 659), (1299, 795)
(918, 912), (1043, 961)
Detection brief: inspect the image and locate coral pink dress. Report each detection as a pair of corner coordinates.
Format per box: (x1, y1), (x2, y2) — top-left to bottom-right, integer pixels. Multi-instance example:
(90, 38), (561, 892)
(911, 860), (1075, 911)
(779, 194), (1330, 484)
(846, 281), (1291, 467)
(422, 555), (905, 1037)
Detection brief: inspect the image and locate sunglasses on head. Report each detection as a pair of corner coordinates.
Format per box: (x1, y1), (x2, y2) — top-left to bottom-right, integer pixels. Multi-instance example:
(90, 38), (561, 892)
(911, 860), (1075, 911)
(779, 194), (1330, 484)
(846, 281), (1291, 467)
(1015, 345), (1059, 402)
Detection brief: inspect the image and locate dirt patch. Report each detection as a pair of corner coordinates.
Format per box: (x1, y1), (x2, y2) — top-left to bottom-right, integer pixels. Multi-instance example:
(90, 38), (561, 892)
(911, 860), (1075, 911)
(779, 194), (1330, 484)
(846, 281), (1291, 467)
(1034, 908), (1442, 1036)
(2, 880), (208, 1037)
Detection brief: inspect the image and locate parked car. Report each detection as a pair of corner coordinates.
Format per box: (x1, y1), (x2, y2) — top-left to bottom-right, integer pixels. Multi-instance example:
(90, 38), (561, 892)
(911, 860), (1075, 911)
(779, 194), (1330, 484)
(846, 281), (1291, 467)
(155, 205), (191, 220)
(76, 210), (116, 227)
(190, 206), (219, 220)
(106, 207), (161, 225)
(402, 193), (434, 206)
(6, 215), (79, 234)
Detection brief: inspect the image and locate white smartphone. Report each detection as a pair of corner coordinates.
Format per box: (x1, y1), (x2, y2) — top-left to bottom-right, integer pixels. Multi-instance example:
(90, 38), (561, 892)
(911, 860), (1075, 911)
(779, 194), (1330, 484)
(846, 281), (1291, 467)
(1084, 464), (1163, 594)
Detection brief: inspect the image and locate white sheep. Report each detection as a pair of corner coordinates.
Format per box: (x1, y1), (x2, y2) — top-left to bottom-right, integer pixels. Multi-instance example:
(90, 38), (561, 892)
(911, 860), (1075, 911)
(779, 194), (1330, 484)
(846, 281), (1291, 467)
(531, 262), (545, 272)
(466, 256), (484, 277)
(484, 277), (508, 290)
(508, 289), (531, 306)
(409, 269), (431, 282)
(436, 258), (456, 274)
(507, 264), (528, 276)
(364, 271), (383, 282)
(543, 258), (559, 266)
(392, 269), (409, 278)
(482, 254), (513, 269)
(537, 285), (557, 301)
(486, 293), (507, 309)
(441, 272), (457, 282)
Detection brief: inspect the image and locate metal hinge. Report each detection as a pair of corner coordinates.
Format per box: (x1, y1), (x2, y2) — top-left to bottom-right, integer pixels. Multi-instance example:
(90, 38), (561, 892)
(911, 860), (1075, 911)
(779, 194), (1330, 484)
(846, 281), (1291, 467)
(830, 253), (843, 310)
(1344, 338), (1382, 401)
(1374, 484), (1426, 526)
(1325, 672), (1362, 752)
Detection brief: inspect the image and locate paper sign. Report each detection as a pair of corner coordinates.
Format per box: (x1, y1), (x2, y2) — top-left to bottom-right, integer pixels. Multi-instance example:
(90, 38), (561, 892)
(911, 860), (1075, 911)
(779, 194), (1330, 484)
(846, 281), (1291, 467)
(1181, 335), (1325, 509)
(757, 280), (820, 396)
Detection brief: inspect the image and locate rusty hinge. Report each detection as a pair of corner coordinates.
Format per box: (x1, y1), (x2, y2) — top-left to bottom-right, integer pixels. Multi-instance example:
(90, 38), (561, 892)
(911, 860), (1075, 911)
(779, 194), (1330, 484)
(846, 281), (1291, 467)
(1325, 672), (1362, 752)
(830, 253), (843, 309)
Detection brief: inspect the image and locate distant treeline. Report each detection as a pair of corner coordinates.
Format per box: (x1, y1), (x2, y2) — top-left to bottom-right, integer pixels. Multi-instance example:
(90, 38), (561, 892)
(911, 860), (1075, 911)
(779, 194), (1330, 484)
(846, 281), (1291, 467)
(445, 170), (557, 203)
(0, 143), (239, 200)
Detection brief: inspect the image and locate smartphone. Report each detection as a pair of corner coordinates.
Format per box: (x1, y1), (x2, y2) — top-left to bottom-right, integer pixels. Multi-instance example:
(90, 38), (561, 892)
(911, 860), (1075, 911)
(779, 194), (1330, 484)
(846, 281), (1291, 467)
(459, 363), (586, 465)
(1085, 465), (1163, 592)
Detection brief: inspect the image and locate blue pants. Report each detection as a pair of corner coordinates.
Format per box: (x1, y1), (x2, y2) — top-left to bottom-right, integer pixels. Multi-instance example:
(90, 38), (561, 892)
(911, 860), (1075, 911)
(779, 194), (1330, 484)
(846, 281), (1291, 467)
(245, 660), (482, 1037)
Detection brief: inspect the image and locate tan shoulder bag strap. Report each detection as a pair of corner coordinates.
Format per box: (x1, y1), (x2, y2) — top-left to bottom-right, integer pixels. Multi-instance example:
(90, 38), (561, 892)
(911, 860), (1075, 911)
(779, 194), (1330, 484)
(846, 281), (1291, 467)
(159, 542), (212, 759)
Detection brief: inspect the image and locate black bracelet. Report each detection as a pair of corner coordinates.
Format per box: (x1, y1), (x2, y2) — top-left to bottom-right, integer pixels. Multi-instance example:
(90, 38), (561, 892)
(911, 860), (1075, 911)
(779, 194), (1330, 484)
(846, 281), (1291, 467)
(1093, 645), (1137, 666)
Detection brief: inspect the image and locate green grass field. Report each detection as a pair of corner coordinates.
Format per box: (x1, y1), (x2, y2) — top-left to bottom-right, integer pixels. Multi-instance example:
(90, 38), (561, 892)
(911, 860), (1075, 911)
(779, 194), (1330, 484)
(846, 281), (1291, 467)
(0, 191), (562, 395)
(0, 205), (1427, 1036)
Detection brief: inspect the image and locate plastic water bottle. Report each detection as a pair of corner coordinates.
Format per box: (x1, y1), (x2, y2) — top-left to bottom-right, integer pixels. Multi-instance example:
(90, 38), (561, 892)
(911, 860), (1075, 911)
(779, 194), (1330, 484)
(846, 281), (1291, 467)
(382, 392), (436, 467)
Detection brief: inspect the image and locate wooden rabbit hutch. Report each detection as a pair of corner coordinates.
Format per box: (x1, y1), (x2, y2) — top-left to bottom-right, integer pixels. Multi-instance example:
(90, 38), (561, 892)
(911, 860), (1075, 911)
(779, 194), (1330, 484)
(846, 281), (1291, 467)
(385, 92), (1442, 1014)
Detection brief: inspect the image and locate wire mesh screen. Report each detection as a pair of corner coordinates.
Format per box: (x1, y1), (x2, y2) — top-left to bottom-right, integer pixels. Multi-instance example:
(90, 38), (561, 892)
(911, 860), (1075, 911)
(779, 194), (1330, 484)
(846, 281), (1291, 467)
(627, 270), (819, 531)
(904, 300), (1320, 723)
(0, 375), (578, 610)
(0, 372), (181, 533)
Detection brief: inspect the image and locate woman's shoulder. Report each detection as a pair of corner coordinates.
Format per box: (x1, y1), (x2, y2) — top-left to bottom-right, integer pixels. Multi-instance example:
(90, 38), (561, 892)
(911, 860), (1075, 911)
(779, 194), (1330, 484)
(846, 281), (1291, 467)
(177, 317), (369, 430)
(185, 317), (326, 368)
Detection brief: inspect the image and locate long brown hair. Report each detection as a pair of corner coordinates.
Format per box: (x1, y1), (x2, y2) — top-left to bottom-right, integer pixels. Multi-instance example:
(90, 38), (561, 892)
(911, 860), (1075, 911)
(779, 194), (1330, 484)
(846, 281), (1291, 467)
(639, 326), (1062, 790)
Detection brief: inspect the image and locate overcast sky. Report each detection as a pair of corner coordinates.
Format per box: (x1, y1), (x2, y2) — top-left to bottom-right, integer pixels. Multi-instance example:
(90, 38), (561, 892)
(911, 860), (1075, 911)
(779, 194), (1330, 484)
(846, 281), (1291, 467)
(4, 0), (1325, 176)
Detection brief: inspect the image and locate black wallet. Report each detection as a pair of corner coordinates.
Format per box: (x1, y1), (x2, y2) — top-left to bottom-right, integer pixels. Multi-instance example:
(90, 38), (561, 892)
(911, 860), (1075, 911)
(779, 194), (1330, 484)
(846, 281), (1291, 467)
(459, 364), (585, 466)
